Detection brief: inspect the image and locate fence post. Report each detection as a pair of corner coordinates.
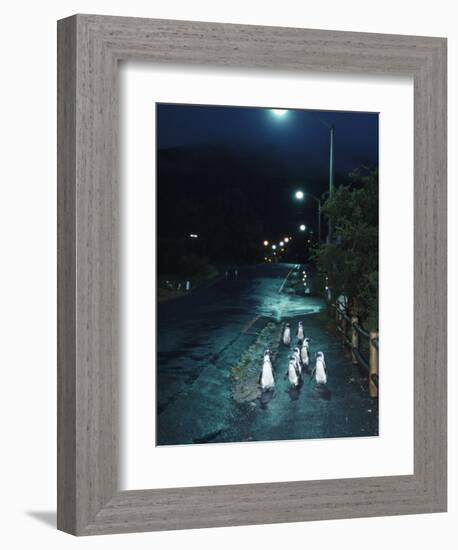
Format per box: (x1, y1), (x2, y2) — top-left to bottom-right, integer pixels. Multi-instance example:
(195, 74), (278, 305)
(341, 313), (347, 346)
(351, 316), (359, 365)
(369, 330), (379, 398)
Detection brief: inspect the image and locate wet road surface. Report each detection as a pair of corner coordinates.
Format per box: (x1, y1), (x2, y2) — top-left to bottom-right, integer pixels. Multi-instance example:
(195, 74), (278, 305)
(156, 263), (378, 445)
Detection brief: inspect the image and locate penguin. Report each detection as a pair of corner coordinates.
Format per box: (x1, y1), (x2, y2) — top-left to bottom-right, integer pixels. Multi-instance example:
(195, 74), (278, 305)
(300, 341), (309, 369)
(312, 351), (327, 385)
(297, 321), (304, 341)
(285, 359), (299, 387)
(292, 347), (302, 375)
(282, 323), (291, 346)
(263, 350), (273, 371)
(259, 357), (275, 390)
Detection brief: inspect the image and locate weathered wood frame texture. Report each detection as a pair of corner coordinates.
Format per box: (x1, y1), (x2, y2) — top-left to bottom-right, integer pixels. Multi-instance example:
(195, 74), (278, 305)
(57, 14), (447, 536)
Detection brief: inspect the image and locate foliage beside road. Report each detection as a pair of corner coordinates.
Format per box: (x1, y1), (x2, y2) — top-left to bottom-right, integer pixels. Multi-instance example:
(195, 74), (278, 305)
(314, 167), (378, 330)
(157, 257), (219, 301)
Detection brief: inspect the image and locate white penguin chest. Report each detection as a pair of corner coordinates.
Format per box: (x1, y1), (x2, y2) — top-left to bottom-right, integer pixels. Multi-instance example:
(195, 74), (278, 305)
(288, 364), (298, 384)
(261, 362), (274, 386)
(301, 346), (309, 365)
(283, 328), (291, 344)
(315, 360), (327, 383)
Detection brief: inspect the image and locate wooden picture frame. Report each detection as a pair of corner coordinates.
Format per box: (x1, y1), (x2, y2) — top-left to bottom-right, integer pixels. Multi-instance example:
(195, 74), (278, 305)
(57, 14), (447, 535)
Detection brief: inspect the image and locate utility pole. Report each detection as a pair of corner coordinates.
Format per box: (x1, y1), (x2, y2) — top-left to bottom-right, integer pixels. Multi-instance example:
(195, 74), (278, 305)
(318, 201), (321, 244)
(327, 124), (335, 243)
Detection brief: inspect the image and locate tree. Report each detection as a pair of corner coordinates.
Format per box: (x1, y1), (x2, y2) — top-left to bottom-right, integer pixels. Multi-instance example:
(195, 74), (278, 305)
(313, 167), (378, 329)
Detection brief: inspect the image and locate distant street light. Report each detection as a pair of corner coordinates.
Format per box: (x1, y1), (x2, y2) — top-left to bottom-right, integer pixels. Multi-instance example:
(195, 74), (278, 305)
(272, 244), (277, 250)
(279, 241), (284, 247)
(294, 190), (323, 244)
(299, 224), (306, 231)
(263, 240), (269, 246)
(284, 237), (289, 243)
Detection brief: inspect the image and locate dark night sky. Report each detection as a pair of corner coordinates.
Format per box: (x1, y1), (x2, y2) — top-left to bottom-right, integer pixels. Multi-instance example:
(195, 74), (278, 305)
(157, 103), (378, 180)
(156, 103), (378, 264)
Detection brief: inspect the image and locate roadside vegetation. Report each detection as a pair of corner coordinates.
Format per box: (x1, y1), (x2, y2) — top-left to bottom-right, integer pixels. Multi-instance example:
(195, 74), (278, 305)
(313, 167), (378, 331)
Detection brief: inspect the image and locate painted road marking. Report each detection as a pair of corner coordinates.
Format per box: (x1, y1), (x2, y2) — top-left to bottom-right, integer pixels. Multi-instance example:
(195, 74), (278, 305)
(241, 315), (260, 334)
(278, 265), (299, 294)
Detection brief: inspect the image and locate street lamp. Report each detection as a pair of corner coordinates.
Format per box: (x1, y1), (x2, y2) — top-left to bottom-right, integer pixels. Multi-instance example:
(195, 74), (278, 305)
(271, 109), (288, 117)
(263, 240), (269, 246)
(299, 224), (306, 232)
(310, 118), (335, 241)
(279, 241), (284, 247)
(324, 122), (335, 242)
(294, 191), (323, 244)
(277, 110), (335, 241)
(272, 244), (277, 250)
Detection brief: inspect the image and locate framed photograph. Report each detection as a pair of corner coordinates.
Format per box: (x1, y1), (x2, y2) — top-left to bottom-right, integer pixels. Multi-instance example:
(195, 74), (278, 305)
(153, 103), (380, 448)
(57, 14), (447, 535)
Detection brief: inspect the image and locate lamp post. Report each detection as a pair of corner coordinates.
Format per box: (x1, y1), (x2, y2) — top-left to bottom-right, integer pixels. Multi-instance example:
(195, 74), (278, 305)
(273, 110), (334, 242)
(295, 192), (322, 244)
(323, 122), (335, 242)
(308, 194), (322, 244)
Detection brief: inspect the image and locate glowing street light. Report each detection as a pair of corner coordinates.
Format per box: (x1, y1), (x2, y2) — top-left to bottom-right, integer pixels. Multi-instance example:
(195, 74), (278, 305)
(271, 109), (288, 117)
(279, 241), (284, 247)
(299, 224), (306, 231)
(263, 240), (269, 246)
(284, 237), (289, 243)
(272, 244), (277, 250)
(272, 110), (335, 242)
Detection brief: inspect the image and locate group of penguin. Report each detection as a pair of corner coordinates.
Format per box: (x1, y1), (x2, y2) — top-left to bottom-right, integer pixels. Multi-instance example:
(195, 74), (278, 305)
(259, 321), (328, 392)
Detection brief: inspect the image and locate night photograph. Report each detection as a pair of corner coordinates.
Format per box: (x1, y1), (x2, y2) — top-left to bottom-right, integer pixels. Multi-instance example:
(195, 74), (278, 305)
(155, 103), (379, 446)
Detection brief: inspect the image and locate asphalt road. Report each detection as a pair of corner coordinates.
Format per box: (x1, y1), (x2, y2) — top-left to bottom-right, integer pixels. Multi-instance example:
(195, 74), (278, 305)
(156, 263), (378, 445)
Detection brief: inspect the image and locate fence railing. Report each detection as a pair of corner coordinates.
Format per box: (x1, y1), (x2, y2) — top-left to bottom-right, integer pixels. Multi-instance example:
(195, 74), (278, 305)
(330, 302), (379, 398)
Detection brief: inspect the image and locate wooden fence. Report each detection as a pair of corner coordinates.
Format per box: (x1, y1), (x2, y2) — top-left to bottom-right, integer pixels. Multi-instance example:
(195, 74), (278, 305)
(330, 302), (379, 398)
